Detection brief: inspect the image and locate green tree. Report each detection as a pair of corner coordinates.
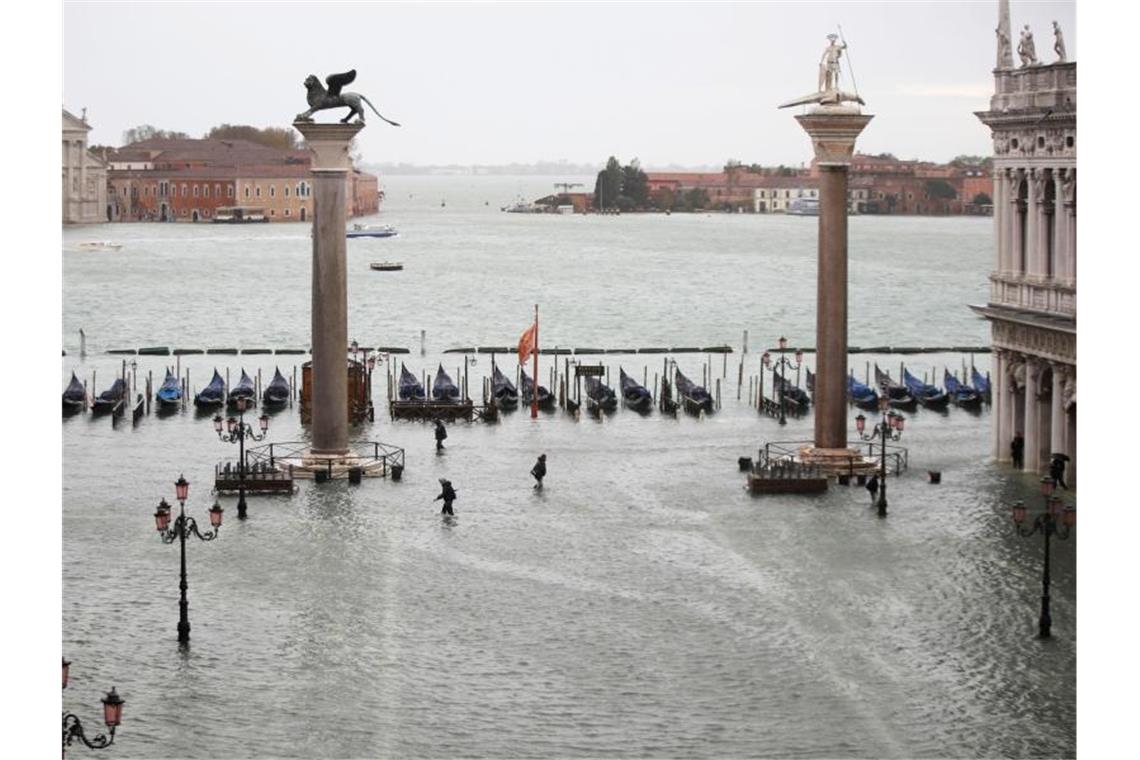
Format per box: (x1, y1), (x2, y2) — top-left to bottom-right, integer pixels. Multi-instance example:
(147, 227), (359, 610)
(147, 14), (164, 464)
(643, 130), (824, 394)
(122, 125), (190, 145)
(682, 188), (710, 211)
(622, 158), (649, 208)
(925, 179), (957, 199)
(205, 124), (300, 151)
(972, 192), (993, 205)
(593, 156), (623, 210)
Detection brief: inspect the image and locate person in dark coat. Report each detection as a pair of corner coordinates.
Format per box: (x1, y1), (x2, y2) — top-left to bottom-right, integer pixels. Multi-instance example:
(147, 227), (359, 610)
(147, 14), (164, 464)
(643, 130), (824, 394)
(434, 420), (447, 452)
(531, 453), (547, 490)
(434, 478), (457, 515)
(866, 473), (880, 504)
(1010, 433), (1025, 469)
(1049, 454), (1068, 489)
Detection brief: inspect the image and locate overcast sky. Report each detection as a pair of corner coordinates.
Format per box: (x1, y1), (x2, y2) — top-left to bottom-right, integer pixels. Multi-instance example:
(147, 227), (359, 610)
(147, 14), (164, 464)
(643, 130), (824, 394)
(63, 1), (1075, 167)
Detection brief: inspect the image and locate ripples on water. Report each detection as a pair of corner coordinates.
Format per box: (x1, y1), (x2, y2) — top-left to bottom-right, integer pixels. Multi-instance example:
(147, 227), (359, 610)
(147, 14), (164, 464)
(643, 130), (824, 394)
(62, 177), (1073, 758)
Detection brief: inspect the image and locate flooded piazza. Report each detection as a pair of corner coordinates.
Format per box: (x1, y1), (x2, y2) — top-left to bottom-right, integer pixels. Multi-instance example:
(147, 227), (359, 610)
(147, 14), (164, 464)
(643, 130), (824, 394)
(59, 176), (1075, 758)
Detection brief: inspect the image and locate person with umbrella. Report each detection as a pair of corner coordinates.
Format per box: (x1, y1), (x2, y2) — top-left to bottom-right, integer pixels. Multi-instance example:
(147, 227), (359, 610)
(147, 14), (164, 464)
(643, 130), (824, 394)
(531, 453), (547, 490)
(434, 478), (457, 515)
(1049, 453), (1069, 489)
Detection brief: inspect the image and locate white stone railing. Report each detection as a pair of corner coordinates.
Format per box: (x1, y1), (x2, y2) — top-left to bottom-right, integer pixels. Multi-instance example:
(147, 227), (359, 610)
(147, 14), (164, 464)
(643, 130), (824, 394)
(989, 272), (1075, 317)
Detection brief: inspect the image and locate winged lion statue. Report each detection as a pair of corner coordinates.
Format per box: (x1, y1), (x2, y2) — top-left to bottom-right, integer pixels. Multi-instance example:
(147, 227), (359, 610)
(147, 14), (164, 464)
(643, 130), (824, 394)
(295, 70), (400, 127)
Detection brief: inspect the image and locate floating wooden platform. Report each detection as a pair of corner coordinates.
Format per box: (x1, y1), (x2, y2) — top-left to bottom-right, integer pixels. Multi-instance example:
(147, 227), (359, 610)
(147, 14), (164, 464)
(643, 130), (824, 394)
(389, 399), (480, 422)
(214, 462), (295, 495)
(747, 473), (829, 494)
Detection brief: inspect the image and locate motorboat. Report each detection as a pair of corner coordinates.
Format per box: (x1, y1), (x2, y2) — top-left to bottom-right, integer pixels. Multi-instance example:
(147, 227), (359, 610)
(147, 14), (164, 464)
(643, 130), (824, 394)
(348, 224), (398, 238)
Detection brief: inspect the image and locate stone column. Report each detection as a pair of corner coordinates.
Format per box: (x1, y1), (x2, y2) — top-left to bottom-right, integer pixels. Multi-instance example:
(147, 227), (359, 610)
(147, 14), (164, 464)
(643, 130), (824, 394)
(993, 170), (1006, 274)
(1050, 365), (1066, 457)
(1004, 355), (1019, 458)
(1009, 171), (1024, 274)
(294, 121), (364, 457)
(1062, 169), (1076, 283)
(1025, 169), (1039, 277)
(1022, 359), (1041, 474)
(1052, 171), (1065, 280)
(993, 351), (1009, 461)
(793, 108), (873, 451)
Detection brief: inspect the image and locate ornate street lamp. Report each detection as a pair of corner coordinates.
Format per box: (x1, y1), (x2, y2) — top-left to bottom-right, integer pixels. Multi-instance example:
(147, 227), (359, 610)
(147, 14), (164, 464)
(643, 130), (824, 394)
(761, 337), (804, 425)
(155, 476), (223, 645)
(855, 389), (905, 517)
(214, 396), (268, 520)
(1012, 476), (1076, 638)
(62, 657), (124, 756)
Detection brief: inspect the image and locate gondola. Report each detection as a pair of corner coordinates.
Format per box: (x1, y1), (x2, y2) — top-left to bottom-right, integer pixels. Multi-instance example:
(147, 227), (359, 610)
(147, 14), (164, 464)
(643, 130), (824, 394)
(62, 372), (87, 415)
(398, 363), (427, 401)
(873, 365), (918, 411)
(619, 368), (653, 413)
(227, 369), (256, 409)
(970, 366), (992, 404)
(432, 364), (461, 402)
(773, 373), (811, 409)
(91, 378), (126, 415)
(673, 368), (713, 413)
(155, 369), (183, 410)
(805, 368), (815, 398)
(584, 376), (618, 413)
(944, 369), (982, 408)
(847, 374), (880, 410)
(901, 368), (950, 409)
(491, 365), (519, 409)
(262, 367), (290, 407)
(194, 369), (226, 409)
(520, 367), (555, 409)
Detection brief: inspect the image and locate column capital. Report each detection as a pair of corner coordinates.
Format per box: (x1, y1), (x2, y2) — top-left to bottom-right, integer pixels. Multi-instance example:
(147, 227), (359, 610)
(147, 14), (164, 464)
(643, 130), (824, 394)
(293, 121), (364, 172)
(793, 111), (874, 164)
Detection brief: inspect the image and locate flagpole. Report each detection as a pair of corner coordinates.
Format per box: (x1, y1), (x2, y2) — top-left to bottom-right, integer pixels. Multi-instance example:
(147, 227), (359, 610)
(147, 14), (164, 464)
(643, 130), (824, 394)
(531, 304), (539, 418)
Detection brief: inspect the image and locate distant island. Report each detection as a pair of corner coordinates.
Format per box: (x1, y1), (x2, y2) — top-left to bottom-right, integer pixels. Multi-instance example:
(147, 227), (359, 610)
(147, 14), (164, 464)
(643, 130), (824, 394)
(360, 161), (723, 176)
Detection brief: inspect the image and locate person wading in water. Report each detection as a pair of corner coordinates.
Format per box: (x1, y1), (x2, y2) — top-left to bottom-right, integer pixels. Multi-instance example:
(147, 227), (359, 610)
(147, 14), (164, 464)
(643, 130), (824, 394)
(531, 453), (547, 490)
(434, 478), (457, 515)
(434, 420), (447, 452)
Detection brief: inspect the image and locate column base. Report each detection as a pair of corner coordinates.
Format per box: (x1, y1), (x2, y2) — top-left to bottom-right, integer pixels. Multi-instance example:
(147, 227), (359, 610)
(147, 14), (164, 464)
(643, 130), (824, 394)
(796, 446), (878, 476)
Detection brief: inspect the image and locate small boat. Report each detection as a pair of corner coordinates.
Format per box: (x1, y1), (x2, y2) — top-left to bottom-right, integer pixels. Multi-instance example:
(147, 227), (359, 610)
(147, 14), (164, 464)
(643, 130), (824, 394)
(214, 207), (268, 223)
(874, 365), (918, 411)
(673, 368), (713, 413)
(262, 367), (290, 407)
(520, 368), (555, 409)
(491, 365), (519, 409)
(348, 223), (398, 239)
(773, 373), (811, 409)
(619, 368), (653, 413)
(62, 372), (87, 415)
(584, 376), (618, 413)
(970, 366), (992, 403)
(902, 368), (950, 409)
(194, 369), (226, 409)
(398, 363), (427, 401)
(432, 364), (461, 402)
(227, 370), (256, 409)
(785, 197), (820, 216)
(77, 241), (123, 251)
(91, 378), (126, 415)
(369, 261), (403, 271)
(847, 374), (880, 410)
(805, 368), (815, 397)
(944, 370), (982, 408)
(155, 369), (182, 410)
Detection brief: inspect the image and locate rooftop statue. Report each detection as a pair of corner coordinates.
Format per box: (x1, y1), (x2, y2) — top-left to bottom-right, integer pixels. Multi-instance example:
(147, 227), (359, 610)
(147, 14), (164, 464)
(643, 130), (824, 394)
(779, 33), (865, 109)
(295, 69), (401, 127)
(1018, 25), (1038, 67)
(1053, 21), (1067, 63)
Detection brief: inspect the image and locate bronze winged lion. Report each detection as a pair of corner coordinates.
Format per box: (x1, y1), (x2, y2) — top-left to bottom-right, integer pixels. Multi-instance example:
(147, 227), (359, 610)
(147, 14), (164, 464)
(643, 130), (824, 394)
(296, 70), (400, 126)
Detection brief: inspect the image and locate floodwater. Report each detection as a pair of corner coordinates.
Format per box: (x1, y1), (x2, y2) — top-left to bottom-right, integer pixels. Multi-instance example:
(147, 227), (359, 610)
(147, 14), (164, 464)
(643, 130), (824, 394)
(61, 176), (1074, 759)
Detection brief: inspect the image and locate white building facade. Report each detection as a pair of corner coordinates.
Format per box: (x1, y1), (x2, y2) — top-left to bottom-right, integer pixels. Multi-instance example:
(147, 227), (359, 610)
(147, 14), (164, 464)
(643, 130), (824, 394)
(62, 109), (108, 224)
(972, 21), (1076, 484)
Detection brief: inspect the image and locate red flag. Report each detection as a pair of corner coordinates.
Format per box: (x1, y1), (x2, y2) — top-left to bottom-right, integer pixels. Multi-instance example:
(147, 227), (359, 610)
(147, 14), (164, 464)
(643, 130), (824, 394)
(518, 323), (537, 365)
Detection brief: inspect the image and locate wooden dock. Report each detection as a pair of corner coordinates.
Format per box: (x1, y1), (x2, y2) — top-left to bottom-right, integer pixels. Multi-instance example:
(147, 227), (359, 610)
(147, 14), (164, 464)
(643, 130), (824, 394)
(213, 461), (295, 495)
(389, 399), (484, 422)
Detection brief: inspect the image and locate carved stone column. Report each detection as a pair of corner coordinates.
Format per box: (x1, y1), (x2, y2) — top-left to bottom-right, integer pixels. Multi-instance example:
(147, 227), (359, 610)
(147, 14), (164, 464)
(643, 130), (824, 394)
(1010, 170), (1025, 275)
(1025, 169), (1039, 277)
(1022, 359), (1041, 474)
(993, 170), (1007, 274)
(1049, 364), (1066, 457)
(294, 120), (364, 458)
(1062, 169), (1076, 283)
(993, 350), (1008, 460)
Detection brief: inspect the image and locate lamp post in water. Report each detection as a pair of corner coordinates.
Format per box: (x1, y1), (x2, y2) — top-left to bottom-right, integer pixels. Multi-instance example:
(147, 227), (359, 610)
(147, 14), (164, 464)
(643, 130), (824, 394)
(214, 398), (268, 520)
(62, 658), (124, 757)
(154, 475), (223, 645)
(855, 392), (905, 517)
(761, 336), (804, 425)
(1012, 477), (1076, 638)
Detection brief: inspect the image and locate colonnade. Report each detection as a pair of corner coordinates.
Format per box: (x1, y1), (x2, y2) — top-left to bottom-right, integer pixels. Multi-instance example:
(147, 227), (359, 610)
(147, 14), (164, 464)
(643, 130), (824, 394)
(992, 166), (1076, 283)
(991, 349), (1076, 486)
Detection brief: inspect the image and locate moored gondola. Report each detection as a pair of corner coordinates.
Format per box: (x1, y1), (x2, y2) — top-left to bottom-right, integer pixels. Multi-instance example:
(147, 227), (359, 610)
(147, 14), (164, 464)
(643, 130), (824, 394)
(227, 369), (256, 409)
(262, 367), (291, 407)
(970, 366), (992, 404)
(619, 368), (653, 413)
(847, 374), (879, 410)
(902, 368), (950, 409)
(584, 375), (618, 413)
(398, 363), (427, 401)
(194, 369), (226, 409)
(773, 373), (811, 409)
(673, 368), (713, 413)
(874, 365), (917, 411)
(944, 369), (982, 408)
(432, 364), (461, 402)
(62, 372), (87, 415)
(91, 378), (126, 415)
(491, 365), (519, 409)
(155, 369), (183, 410)
(520, 367), (555, 409)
